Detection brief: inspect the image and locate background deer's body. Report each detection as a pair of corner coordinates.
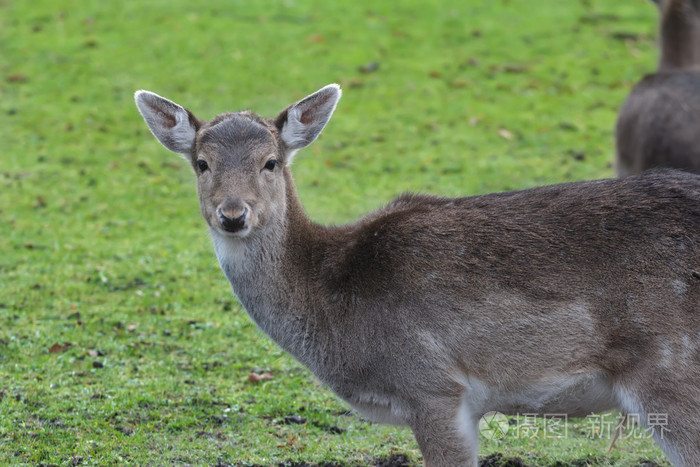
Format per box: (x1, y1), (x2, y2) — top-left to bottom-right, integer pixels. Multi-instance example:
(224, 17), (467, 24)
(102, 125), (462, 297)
(136, 85), (700, 466)
(616, 0), (700, 176)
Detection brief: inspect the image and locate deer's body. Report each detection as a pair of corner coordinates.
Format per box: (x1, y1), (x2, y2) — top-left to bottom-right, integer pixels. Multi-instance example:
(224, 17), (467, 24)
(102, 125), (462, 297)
(136, 85), (700, 466)
(616, 0), (700, 176)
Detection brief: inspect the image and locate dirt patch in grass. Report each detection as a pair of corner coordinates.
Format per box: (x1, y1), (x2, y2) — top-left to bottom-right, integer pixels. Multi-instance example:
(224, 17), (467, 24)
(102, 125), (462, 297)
(480, 453), (528, 467)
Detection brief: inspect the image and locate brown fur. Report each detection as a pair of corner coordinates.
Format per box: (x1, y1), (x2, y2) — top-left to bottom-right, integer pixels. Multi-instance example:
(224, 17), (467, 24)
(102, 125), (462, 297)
(137, 86), (700, 466)
(616, 0), (700, 175)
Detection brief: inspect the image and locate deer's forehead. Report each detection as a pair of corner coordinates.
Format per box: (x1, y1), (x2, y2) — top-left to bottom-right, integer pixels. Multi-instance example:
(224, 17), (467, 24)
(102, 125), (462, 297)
(197, 113), (277, 160)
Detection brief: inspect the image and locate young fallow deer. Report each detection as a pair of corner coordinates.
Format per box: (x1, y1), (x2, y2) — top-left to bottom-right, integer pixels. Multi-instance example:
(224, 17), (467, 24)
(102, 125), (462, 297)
(136, 84), (700, 466)
(616, 0), (700, 175)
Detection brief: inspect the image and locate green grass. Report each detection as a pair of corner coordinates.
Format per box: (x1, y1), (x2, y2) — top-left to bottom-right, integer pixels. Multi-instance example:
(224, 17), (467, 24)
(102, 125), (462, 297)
(0, 0), (672, 465)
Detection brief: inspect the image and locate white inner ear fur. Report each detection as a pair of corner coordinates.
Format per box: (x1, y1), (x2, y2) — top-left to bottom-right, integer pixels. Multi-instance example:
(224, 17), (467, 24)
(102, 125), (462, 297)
(280, 84), (342, 164)
(170, 109), (197, 157)
(280, 106), (308, 157)
(134, 90), (196, 156)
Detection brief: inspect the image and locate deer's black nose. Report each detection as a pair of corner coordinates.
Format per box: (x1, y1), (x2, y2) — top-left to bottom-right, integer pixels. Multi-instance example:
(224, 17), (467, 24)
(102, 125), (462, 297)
(217, 206), (249, 232)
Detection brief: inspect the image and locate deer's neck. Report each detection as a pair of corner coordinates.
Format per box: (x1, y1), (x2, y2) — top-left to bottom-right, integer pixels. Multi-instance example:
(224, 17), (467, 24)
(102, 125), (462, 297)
(208, 175), (332, 369)
(658, 1), (700, 71)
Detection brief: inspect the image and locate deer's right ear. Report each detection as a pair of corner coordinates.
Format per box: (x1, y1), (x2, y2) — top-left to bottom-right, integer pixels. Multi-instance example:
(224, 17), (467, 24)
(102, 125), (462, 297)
(134, 91), (200, 157)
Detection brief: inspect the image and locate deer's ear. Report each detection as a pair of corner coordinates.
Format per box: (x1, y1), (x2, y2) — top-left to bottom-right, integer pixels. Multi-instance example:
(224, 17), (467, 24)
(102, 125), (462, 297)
(134, 90), (200, 157)
(274, 84), (341, 162)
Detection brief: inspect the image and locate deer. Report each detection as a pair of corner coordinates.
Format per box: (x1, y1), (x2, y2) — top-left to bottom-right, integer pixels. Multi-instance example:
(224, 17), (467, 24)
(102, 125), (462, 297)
(616, 0), (700, 176)
(135, 84), (700, 466)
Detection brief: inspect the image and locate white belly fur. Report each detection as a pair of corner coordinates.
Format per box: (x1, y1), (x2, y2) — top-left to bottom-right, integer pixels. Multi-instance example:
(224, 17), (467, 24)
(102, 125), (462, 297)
(462, 371), (618, 418)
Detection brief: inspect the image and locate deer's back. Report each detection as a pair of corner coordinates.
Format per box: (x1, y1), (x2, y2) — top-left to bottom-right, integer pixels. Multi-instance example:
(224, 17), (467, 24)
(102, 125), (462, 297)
(325, 169), (700, 300)
(617, 71), (700, 175)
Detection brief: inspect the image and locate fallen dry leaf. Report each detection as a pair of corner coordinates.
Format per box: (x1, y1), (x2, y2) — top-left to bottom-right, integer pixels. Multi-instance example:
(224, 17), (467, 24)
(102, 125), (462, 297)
(248, 372), (274, 383)
(49, 342), (72, 354)
(6, 73), (28, 83)
(498, 128), (514, 140)
(277, 434), (303, 450)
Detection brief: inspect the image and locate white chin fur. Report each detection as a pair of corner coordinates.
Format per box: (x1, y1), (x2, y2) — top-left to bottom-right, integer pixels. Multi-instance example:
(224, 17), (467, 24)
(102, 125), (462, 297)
(212, 225), (252, 239)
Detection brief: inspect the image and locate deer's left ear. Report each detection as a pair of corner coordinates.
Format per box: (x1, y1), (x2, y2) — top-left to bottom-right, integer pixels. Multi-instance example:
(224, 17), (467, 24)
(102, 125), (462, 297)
(135, 90), (200, 158)
(274, 84), (341, 163)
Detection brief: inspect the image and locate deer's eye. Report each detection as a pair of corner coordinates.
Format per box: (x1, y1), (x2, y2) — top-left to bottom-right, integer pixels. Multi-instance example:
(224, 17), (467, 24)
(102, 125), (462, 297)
(263, 159), (278, 171)
(196, 159), (209, 172)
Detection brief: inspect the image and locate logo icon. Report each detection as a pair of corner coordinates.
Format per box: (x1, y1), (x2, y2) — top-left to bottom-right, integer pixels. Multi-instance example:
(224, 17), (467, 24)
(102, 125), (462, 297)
(478, 411), (510, 440)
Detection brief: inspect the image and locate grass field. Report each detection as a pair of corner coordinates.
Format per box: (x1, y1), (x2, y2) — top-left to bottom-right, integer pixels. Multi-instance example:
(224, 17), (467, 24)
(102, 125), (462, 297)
(0, 0), (674, 465)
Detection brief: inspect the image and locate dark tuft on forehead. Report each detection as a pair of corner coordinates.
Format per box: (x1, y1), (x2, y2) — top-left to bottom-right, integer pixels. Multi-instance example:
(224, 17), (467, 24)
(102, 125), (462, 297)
(197, 111), (276, 151)
(206, 110), (268, 129)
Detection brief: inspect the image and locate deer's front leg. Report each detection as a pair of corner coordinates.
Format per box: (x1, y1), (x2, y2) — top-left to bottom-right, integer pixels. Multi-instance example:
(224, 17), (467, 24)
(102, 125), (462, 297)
(408, 397), (479, 467)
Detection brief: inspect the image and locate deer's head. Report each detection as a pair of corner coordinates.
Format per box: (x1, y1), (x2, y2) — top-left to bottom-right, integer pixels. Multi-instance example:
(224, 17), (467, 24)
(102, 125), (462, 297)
(134, 85), (341, 238)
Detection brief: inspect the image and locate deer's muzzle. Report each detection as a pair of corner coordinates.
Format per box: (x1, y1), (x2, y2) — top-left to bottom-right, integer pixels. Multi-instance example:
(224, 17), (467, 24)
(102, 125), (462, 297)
(217, 204), (249, 233)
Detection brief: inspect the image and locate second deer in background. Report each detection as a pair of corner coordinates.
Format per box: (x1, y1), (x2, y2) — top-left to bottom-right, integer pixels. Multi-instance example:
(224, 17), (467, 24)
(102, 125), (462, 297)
(616, 0), (700, 176)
